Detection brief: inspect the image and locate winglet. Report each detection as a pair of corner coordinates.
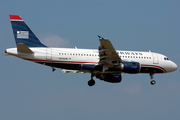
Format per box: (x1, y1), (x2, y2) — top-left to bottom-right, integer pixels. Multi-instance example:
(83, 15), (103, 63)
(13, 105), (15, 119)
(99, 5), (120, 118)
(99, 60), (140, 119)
(98, 35), (104, 41)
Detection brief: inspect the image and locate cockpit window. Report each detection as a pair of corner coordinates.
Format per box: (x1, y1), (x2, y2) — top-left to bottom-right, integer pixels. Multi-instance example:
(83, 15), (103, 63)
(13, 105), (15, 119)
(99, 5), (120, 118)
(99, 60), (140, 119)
(164, 57), (170, 60)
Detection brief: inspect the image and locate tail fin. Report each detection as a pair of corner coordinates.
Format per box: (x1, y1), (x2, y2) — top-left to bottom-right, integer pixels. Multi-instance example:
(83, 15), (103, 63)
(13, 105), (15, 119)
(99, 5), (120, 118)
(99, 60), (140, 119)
(9, 15), (46, 47)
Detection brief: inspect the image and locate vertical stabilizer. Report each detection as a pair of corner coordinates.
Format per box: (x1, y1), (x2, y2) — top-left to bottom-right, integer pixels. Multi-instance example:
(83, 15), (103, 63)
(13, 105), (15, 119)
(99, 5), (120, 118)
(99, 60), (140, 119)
(9, 15), (46, 47)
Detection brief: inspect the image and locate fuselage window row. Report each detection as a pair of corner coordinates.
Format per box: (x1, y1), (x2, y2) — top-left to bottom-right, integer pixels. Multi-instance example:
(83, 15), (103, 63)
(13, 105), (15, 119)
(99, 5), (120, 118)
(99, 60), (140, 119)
(59, 53), (151, 59)
(59, 53), (98, 57)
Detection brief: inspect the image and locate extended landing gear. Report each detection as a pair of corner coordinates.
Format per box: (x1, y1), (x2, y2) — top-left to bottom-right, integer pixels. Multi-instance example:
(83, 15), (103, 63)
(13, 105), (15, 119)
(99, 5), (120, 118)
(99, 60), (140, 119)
(150, 73), (156, 85)
(88, 79), (95, 86)
(151, 80), (156, 85)
(88, 73), (95, 86)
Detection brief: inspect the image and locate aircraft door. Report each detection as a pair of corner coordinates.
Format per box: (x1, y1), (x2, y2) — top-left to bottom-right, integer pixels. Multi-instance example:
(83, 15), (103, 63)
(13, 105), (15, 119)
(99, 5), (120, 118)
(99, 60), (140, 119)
(152, 53), (159, 64)
(46, 48), (52, 60)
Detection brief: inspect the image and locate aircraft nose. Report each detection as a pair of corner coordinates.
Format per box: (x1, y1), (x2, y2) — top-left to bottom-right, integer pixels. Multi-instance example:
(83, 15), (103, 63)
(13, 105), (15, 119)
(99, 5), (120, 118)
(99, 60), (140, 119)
(171, 62), (178, 72)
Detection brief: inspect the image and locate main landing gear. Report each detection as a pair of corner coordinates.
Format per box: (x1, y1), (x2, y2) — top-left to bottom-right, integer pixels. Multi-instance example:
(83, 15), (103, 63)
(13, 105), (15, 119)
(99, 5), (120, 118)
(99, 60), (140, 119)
(88, 73), (157, 86)
(150, 73), (156, 85)
(88, 73), (95, 86)
(88, 79), (95, 86)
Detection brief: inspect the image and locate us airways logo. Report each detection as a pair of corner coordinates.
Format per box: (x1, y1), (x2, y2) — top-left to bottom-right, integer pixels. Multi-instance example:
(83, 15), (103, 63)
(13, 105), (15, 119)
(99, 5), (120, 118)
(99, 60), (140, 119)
(118, 51), (143, 55)
(17, 31), (29, 39)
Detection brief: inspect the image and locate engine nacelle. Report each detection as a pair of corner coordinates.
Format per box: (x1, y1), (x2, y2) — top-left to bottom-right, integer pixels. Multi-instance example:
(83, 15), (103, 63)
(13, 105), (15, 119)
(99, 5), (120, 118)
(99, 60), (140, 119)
(113, 62), (140, 73)
(96, 73), (122, 83)
(122, 62), (140, 73)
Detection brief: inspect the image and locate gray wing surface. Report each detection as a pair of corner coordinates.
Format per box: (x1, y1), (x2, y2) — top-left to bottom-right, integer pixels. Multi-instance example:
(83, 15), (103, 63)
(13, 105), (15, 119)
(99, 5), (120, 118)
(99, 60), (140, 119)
(98, 36), (122, 68)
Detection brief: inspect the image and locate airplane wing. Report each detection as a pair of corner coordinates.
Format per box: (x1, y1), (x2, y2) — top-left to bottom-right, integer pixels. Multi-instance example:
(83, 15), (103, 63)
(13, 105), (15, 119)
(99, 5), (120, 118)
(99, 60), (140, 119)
(98, 36), (122, 68)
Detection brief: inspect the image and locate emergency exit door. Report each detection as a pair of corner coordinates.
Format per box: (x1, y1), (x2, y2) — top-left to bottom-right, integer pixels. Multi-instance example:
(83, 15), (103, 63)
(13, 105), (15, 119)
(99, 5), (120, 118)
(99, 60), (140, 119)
(152, 53), (159, 64)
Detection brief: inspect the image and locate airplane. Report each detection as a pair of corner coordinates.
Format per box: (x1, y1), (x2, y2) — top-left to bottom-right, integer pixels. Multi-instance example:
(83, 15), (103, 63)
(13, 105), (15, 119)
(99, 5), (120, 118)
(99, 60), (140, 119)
(5, 15), (178, 86)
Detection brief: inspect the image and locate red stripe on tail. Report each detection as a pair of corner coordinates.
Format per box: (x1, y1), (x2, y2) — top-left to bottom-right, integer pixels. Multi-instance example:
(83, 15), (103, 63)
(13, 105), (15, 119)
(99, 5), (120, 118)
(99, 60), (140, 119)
(9, 15), (23, 21)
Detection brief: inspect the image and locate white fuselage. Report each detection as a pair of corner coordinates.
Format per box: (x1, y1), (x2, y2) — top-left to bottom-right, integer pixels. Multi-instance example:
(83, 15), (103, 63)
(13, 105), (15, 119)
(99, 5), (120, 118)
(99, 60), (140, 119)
(6, 47), (178, 74)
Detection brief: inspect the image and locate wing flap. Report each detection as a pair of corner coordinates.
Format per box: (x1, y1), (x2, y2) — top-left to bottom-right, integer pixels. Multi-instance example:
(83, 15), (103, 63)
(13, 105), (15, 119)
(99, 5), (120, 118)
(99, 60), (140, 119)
(98, 37), (121, 66)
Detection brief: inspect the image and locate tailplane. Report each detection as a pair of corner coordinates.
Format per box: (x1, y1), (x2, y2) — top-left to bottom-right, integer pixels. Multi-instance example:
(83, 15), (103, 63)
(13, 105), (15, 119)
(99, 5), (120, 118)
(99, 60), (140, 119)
(9, 15), (46, 47)
(17, 43), (34, 54)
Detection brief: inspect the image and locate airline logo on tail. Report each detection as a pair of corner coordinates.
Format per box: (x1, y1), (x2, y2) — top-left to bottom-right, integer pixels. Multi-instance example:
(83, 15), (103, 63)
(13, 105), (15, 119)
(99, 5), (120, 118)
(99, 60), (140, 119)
(17, 31), (29, 39)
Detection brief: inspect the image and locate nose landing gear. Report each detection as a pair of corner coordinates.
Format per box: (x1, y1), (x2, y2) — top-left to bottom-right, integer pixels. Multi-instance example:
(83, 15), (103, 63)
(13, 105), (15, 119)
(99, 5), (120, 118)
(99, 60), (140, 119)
(150, 80), (156, 85)
(150, 73), (156, 85)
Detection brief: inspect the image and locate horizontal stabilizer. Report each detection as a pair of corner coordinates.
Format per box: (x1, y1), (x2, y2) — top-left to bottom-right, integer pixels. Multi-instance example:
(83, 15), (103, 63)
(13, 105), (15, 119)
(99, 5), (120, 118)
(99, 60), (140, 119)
(17, 43), (34, 54)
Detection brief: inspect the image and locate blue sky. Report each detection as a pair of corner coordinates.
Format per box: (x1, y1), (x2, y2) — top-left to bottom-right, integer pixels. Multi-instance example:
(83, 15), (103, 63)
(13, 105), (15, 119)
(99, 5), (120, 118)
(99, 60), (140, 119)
(0, 0), (180, 120)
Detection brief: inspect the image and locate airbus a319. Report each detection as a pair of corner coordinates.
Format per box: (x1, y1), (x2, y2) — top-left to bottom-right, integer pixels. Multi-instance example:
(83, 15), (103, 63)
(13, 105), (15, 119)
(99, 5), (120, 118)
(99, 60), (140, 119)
(5, 15), (178, 86)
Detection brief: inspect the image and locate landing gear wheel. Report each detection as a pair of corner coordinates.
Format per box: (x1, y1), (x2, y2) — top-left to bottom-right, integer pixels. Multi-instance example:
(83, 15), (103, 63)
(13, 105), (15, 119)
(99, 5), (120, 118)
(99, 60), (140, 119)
(150, 73), (156, 85)
(88, 79), (95, 86)
(150, 80), (156, 85)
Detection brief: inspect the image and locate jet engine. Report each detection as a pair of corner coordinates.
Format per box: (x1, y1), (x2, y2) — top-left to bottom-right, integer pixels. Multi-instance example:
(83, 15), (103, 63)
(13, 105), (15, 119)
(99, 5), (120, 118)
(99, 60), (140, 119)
(96, 73), (122, 83)
(113, 62), (141, 73)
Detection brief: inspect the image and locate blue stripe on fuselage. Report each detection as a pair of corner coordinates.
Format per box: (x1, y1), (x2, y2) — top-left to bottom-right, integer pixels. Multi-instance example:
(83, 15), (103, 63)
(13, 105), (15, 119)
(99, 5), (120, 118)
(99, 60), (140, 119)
(37, 62), (97, 71)
(36, 62), (164, 73)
